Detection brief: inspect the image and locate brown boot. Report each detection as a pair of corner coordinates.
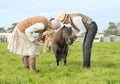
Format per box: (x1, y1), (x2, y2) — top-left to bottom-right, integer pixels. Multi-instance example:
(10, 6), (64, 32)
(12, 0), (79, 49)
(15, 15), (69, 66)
(22, 56), (29, 69)
(29, 56), (36, 71)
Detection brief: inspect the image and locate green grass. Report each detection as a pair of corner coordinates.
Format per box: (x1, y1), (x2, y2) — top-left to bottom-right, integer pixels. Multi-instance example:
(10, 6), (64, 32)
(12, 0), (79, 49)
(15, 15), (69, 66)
(0, 42), (120, 84)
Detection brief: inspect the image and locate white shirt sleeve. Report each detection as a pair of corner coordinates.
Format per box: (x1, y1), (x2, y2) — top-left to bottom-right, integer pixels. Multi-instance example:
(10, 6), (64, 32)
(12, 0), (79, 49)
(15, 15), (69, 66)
(72, 16), (87, 37)
(25, 23), (45, 41)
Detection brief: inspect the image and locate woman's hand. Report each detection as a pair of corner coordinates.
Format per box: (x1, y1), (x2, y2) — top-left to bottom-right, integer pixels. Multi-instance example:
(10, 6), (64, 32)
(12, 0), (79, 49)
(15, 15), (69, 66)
(33, 39), (40, 45)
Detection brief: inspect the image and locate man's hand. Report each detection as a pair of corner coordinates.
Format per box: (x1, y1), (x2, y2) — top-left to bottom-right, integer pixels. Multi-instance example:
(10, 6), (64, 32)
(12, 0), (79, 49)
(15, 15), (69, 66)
(70, 35), (77, 40)
(68, 35), (77, 45)
(33, 39), (40, 45)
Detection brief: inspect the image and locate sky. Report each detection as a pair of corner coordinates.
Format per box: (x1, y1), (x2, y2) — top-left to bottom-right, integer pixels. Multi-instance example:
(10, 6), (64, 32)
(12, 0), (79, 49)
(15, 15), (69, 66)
(0, 0), (120, 32)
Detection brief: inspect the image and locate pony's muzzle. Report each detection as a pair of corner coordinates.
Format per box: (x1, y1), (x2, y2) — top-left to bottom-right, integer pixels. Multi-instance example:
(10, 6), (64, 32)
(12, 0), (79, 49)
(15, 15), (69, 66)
(67, 35), (77, 45)
(67, 38), (74, 45)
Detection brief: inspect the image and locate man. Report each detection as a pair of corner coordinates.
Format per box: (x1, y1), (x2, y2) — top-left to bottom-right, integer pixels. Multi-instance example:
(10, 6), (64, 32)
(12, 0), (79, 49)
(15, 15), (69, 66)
(8, 16), (61, 71)
(58, 12), (98, 68)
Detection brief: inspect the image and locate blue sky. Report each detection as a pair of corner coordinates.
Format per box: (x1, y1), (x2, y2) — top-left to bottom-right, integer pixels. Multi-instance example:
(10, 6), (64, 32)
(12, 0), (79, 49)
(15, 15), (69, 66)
(0, 0), (120, 32)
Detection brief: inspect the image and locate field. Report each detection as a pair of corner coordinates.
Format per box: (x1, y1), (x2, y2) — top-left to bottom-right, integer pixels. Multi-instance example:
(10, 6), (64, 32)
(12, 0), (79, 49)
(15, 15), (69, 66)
(0, 42), (120, 84)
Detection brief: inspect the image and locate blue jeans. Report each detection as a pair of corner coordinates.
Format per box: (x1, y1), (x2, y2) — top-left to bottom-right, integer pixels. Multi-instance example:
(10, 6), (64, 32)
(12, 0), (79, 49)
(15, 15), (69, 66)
(83, 21), (98, 68)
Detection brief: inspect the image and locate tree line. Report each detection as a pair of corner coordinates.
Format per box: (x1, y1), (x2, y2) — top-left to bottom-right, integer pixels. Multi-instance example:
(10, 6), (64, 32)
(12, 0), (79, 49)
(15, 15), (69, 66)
(0, 22), (120, 36)
(0, 23), (18, 33)
(104, 22), (120, 36)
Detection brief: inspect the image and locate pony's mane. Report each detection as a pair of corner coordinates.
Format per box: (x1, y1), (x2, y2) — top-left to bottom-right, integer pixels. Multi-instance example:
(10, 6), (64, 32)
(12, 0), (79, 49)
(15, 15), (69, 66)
(52, 25), (72, 43)
(52, 27), (63, 43)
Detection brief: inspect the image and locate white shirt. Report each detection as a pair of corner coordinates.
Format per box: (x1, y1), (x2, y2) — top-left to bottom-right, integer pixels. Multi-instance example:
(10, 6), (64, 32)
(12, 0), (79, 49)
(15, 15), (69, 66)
(25, 23), (45, 41)
(72, 16), (87, 37)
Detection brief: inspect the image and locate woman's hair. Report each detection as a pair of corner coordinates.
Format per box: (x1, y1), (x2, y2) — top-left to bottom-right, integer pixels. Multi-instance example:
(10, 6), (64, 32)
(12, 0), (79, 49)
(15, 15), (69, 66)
(49, 18), (61, 30)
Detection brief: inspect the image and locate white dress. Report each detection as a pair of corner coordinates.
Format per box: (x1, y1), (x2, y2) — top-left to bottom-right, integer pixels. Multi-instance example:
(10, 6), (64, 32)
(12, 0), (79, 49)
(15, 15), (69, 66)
(7, 26), (39, 56)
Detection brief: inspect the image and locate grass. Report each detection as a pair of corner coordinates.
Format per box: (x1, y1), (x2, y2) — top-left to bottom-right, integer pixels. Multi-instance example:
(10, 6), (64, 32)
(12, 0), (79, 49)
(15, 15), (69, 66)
(0, 42), (120, 84)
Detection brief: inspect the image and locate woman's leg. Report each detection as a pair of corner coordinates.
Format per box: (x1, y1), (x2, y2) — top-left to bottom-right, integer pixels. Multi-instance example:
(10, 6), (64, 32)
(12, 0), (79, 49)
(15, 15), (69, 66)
(22, 56), (29, 69)
(29, 56), (36, 71)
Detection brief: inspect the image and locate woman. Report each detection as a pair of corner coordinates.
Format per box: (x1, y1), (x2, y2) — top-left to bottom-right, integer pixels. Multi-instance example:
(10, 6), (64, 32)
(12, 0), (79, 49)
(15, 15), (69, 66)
(58, 12), (98, 68)
(8, 16), (61, 71)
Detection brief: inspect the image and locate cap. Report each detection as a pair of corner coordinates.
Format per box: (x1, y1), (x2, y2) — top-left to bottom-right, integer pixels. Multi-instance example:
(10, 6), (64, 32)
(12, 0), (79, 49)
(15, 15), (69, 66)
(58, 12), (68, 23)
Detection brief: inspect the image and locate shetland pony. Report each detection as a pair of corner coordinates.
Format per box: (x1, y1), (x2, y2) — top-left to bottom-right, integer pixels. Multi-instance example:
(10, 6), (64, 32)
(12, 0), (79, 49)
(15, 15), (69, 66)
(51, 25), (73, 66)
(38, 30), (54, 53)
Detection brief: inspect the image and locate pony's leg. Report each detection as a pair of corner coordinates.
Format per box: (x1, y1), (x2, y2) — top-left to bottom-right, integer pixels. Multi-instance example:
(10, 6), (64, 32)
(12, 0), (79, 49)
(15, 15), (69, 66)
(63, 54), (67, 66)
(63, 56), (67, 66)
(52, 44), (59, 66)
(43, 41), (49, 53)
(56, 54), (59, 66)
(47, 41), (52, 52)
(52, 44), (60, 66)
(59, 54), (62, 61)
(63, 46), (68, 66)
(54, 52), (60, 66)
(49, 41), (52, 52)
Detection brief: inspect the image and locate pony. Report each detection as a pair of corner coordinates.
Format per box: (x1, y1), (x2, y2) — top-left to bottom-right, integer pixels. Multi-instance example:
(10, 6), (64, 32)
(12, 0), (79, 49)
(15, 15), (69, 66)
(51, 25), (73, 66)
(38, 30), (54, 53)
(43, 30), (54, 53)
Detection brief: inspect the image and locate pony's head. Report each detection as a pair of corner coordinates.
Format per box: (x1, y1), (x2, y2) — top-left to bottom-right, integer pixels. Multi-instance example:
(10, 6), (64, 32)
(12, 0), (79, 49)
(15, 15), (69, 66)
(61, 25), (74, 45)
